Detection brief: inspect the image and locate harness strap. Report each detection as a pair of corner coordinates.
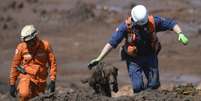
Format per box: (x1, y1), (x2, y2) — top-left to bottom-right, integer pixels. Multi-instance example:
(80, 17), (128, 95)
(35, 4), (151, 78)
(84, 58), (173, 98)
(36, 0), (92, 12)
(124, 15), (161, 55)
(24, 40), (41, 65)
(148, 15), (155, 33)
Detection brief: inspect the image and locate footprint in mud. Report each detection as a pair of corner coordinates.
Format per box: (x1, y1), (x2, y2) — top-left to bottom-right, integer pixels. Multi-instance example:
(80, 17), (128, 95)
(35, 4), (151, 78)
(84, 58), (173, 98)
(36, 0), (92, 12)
(26, 0), (39, 4)
(112, 85), (133, 97)
(8, 1), (24, 10)
(0, 16), (18, 30)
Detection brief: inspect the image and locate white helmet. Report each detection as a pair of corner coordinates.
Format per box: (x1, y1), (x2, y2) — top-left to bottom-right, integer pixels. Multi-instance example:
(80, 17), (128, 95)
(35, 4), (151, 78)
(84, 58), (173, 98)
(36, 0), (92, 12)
(131, 5), (148, 25)
(20, 25), (38, 41)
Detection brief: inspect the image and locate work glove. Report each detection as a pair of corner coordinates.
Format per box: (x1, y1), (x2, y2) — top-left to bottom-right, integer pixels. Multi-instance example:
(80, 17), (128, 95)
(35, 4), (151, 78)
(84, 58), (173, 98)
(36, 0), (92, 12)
(48, 81), (55, 93)
(88, 58), (100, 70)
(9, 85), (16, 97)
(178, 32), (189, 45)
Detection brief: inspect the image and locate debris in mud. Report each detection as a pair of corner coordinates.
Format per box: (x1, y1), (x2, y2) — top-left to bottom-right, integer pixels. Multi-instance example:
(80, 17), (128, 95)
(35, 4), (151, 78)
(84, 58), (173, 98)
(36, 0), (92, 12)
(112, 85), (133, 97)
(29, 83), (201, 101)
(30, 84), (110, 101)
(133, 84), (201, 101)
(26, 0), (39, 4)
(173, 83), (198, 95)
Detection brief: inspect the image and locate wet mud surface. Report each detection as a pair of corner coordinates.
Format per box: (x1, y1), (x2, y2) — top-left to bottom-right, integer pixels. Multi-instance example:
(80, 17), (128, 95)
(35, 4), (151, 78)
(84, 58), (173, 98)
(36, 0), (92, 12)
(29, 83), (201, 101)
(0, 0), (201, 101)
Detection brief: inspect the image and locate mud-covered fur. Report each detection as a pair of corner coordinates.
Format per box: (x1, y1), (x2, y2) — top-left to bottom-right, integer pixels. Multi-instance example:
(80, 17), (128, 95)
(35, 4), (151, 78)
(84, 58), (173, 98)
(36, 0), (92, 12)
(82, 62), (118, 97)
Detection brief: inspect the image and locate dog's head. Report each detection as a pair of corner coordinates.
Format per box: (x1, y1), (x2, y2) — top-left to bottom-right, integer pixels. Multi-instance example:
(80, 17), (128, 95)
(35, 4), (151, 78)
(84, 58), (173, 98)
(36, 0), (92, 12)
(103, 65), (119, 92)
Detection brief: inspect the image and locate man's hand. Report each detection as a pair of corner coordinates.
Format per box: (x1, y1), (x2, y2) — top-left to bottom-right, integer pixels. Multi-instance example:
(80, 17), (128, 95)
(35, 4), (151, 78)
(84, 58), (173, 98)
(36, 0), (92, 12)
(88, 43), (113, 70)
(48, 81), (55, 93)
(178, 32), (189, 45)
(88, 58), (100, 70)
(9, 85), (16, 97)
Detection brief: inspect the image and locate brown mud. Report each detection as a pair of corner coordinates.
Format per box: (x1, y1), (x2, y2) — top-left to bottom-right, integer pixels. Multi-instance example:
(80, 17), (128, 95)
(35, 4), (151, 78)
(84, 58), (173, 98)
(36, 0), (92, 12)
(0, 0), (201, 101)
(29, 83), (201, 101)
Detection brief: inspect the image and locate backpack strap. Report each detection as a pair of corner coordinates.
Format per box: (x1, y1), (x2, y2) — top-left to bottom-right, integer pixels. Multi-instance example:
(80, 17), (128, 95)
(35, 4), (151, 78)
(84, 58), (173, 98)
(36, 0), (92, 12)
(125, 16), (137, 44)
(148, 15), (155, 33)
(148, 15), (162, 55)
(41, 40), (49, 52)
(125, 16), (133, 32)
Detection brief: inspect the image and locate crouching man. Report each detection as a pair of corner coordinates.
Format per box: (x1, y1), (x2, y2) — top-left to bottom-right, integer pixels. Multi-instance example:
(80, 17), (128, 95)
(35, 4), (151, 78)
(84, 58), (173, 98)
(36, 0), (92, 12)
(9, 25), (57, 101)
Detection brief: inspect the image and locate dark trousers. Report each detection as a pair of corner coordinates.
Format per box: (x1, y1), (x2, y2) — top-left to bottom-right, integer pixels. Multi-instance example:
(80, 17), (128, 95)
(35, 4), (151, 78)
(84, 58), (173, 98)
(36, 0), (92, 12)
(126, 54), (160, 93)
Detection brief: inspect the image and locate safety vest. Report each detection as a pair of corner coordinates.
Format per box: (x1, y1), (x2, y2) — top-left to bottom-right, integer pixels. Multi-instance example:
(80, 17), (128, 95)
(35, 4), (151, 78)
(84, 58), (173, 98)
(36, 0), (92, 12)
(124, 15), (161, 56)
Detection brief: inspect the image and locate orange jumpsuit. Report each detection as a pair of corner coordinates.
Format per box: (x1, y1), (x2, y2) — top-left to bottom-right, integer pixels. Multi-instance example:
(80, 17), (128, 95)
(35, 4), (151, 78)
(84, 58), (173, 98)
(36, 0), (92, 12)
(9, 39), (57, 101)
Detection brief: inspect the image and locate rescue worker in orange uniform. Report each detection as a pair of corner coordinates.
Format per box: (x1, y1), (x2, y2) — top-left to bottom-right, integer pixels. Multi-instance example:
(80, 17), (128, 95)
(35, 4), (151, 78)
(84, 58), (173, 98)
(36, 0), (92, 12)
(9, 25), (57, 101)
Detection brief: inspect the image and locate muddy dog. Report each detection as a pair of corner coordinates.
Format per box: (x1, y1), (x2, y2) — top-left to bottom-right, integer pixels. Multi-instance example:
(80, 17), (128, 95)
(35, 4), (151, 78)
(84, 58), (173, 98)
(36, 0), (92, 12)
(82, 62), (118, 97)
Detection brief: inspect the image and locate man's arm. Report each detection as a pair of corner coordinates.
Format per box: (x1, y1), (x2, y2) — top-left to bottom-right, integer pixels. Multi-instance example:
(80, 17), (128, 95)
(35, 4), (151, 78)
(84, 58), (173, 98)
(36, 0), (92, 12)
(96, 43), (113, 61)
(173, 24), (182, 33)
(154, 16), (176, 32)
(88, 23), (127, 68)
(47, 42), (57, 81)
(9, 44), (22, 85)
(154, 16), (189, 45)
(88, 43), (113, 69)
(173, 24), (189, 45)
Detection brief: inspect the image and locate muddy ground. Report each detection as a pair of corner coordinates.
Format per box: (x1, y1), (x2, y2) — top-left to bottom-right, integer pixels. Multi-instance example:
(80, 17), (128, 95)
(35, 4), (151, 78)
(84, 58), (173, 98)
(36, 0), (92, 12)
(0, 0), (201, 101)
